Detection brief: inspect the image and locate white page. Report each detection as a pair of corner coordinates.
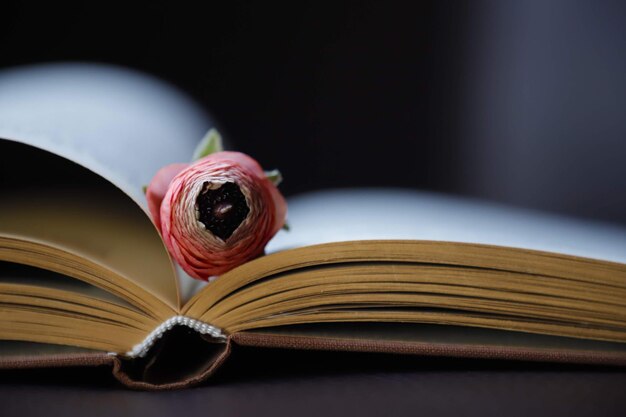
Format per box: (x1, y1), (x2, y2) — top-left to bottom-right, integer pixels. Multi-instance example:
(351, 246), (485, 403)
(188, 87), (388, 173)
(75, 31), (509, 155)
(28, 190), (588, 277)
(268, 188), (626, 264)
(0, 63), (212, 209)
(0, 63), (217, 303)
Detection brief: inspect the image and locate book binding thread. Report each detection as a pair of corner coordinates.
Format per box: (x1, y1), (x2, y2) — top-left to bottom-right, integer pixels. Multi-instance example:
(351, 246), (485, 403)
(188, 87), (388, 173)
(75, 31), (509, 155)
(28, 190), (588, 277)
(122, 316), (227, 358)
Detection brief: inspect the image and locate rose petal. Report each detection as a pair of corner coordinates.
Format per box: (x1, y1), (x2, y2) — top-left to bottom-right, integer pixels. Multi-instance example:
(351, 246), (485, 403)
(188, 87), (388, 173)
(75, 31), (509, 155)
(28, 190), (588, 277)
(146, 163), (188, 232)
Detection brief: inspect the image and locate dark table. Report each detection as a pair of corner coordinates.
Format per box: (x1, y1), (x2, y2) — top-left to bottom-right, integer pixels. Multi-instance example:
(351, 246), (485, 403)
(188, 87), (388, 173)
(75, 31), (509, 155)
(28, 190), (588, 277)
(2, 345), (626, 417)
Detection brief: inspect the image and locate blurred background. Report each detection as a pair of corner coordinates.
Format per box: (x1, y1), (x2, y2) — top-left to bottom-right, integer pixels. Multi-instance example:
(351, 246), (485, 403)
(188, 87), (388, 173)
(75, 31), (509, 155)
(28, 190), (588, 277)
(2, 0), (626, 224)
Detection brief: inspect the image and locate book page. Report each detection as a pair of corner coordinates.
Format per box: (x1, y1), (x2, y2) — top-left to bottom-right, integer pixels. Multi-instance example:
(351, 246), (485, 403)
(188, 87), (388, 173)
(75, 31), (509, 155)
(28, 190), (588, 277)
(0, 63), (212, 209)
(0, 140), (180, 311)
(268, 188), (626, 265)
(0, 261), (134, 308)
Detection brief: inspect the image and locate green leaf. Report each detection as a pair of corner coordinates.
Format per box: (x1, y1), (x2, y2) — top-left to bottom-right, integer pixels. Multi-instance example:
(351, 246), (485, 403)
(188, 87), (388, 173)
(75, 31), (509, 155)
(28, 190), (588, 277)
(265, 169), (283, 186)
(281, 221), (290, 231)
(142, 185), (148, 194)
(192, 128), (224, 161)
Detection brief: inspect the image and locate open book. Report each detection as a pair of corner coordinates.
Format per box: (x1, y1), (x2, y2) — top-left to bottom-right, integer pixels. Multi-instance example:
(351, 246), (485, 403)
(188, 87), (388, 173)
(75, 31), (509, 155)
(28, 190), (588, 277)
(2, 64), (626, 390)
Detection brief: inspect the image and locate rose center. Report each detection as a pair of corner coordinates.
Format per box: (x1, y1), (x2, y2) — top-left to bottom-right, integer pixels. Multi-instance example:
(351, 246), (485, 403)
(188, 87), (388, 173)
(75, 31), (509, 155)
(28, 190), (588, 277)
(196, 182), (250, 241)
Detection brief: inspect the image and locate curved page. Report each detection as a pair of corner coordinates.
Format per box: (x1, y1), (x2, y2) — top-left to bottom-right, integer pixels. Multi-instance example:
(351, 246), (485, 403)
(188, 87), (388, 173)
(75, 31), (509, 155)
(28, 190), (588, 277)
(0, 140), (179, 310)
(0, 63), (212, 209)
(268, 188), (626, 264)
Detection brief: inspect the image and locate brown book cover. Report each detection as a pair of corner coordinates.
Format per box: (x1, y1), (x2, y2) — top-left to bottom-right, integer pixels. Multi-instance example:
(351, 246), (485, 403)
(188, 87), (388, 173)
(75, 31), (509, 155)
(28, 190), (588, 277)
(3, 327), (626, 390)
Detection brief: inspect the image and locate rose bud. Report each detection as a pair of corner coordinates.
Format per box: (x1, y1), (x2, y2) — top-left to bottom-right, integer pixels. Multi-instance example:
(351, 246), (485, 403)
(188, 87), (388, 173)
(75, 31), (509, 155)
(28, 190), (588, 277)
(145, 130), (287, 280)
(146, 162), (190, 232)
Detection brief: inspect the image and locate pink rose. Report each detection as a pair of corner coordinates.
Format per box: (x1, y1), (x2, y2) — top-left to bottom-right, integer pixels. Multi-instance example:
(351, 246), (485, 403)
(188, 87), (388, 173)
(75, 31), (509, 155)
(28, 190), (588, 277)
(146, 151), (287, 280)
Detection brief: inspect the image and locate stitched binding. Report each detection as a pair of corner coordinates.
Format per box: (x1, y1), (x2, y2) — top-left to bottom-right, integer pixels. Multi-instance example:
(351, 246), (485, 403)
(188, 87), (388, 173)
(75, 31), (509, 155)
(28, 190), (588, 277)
(122, 316), (227, 358)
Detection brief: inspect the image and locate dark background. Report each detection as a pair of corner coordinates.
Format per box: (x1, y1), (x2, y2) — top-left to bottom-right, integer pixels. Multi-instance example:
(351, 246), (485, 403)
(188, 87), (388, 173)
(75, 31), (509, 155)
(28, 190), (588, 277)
(2, 2), (626, 414)
(3, 0), (626, 224)
(3, 347), (626, 417)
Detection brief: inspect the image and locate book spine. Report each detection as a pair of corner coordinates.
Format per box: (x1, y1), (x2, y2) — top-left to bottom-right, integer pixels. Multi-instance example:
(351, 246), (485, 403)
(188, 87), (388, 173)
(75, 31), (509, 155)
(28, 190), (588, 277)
(123, 316), (226, 358)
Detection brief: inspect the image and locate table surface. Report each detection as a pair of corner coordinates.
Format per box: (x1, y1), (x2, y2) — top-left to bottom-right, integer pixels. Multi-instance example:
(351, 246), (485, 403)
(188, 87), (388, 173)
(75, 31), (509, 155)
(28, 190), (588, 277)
(2, 345), (626, 417)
